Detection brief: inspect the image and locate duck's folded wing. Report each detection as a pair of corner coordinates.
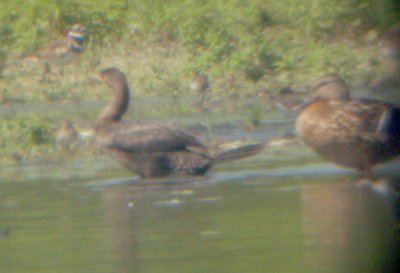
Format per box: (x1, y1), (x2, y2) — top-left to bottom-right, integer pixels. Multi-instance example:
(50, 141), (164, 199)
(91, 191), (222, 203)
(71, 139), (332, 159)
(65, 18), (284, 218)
(344, 100), (394, 131)
(326, 99), (395, 143)
(100, 128), (207, 153)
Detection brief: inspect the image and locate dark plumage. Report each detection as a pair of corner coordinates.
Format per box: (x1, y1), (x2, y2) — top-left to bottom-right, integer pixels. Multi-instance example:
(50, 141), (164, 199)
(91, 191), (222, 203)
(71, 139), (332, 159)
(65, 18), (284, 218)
(296, 74), (400, 176)
(93, 68), (265, 178)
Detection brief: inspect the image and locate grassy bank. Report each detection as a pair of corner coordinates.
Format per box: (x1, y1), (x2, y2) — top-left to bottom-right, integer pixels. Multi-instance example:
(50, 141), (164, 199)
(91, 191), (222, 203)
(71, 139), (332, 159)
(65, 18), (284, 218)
(0, 0), (399, 163)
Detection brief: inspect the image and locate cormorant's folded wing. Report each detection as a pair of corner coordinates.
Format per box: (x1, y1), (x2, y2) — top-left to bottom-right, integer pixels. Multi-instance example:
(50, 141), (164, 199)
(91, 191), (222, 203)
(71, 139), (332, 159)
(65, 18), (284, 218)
(100, 127), (207, 153)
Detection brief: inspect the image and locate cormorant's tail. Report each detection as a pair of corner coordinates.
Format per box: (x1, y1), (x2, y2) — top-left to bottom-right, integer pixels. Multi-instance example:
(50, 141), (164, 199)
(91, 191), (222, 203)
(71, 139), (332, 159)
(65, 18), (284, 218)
(214, 143), (266, 164)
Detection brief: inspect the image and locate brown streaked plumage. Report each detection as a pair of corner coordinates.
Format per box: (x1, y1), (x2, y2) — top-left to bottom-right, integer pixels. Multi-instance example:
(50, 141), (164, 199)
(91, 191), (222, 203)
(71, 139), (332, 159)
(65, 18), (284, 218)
(55, 120), (78, 152)
(190, 73), (210, 101)
(21, 24), (89, 82)
(93, 68), (265, 178)
(296, 74), (400, 176)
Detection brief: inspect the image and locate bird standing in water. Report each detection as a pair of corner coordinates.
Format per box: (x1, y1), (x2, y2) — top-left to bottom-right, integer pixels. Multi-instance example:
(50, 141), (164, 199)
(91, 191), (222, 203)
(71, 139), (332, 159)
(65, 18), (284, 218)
(296, 74), (400, 177)
(92, 68), (265, 178)
(21, 24), (89, 82)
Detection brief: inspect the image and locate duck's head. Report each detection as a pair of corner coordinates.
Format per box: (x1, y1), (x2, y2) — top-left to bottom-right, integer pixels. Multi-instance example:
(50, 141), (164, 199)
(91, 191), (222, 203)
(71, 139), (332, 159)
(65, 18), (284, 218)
(379, 25), (400, 59)
(311, 74), (350, 101)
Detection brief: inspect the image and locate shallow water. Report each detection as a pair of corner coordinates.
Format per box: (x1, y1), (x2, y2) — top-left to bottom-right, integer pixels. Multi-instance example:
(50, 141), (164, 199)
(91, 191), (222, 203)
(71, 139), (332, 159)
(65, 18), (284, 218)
(1, 149), (399, 273)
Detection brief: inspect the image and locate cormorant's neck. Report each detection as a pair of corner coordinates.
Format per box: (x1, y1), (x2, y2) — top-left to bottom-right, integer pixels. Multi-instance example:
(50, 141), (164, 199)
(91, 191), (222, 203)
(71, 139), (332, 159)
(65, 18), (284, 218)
(97, 84), (130, 123)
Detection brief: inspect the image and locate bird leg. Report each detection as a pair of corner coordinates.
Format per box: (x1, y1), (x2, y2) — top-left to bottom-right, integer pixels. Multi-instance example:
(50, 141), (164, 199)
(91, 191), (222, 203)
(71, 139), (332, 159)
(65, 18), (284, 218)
(360, 164), (376, 181)
(56, 67), (66, 84)
(40, 63), (51, 82)
(57, 67), (64, 78)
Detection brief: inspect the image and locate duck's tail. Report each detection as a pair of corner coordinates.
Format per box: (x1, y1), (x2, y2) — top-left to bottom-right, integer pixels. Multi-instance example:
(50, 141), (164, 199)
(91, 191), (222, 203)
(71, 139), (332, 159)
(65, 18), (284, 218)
(379, 107), (400, 136)
(214, 143), (266, 164)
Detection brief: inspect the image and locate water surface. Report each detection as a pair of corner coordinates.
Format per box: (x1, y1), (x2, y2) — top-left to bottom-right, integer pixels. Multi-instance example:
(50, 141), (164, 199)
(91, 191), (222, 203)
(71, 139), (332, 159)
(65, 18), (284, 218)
(1, 151), (399, 273)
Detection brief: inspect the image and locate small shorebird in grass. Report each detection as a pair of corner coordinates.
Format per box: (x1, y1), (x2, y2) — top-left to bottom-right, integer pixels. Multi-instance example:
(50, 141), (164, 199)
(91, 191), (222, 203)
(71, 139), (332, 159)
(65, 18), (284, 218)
(21, 24), (89, 82)
(379, 25), (400, 60)
(55, 120), (78, 153)
(190, 73), (210, 103)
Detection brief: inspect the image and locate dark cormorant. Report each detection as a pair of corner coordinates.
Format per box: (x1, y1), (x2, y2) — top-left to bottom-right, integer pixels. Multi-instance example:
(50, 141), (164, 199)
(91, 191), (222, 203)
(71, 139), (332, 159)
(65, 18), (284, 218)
(93, 68), (265, 178)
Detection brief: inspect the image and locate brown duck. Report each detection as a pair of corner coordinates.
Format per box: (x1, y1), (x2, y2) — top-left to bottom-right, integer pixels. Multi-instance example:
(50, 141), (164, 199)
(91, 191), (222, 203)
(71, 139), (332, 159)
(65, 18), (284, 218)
(92, 68), (265, 178)
(296, 74), (400, 176)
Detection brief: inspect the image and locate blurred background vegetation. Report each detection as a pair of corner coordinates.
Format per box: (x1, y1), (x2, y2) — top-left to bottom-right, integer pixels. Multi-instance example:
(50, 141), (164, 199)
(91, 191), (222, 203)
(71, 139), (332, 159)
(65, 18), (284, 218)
(1, 0), (399, 79)
(0, 0), (399, 162)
